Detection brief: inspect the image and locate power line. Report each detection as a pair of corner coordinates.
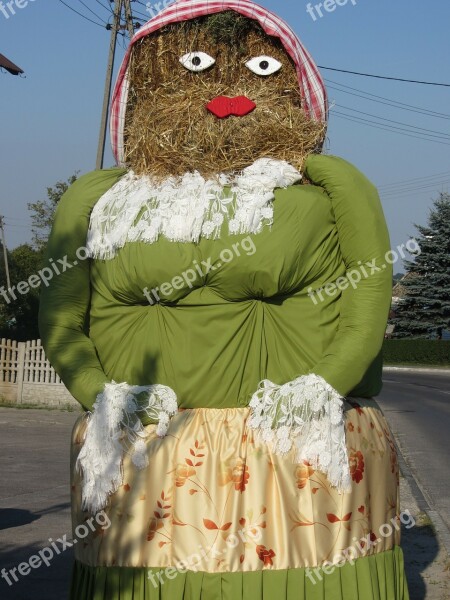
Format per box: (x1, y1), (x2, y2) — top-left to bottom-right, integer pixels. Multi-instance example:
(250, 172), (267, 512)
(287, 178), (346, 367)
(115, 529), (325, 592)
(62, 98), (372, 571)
(330, 111), (450, 147)
(331, 110), (450, 146)
(77, 0), (106, 23)
(378, 171), (450, 191)
(3, 223), (32, 230)
(326, 79), (450, 121)
(129, 0), (158, 21)
(93, 0), (115, 14)
(379, 178), (450, 193)
(379, 183), (450, 197)
(326, 78), (450, 118)
(134, 0), (150, 9)
(319, 66), (450, 88)
(335, 104), (450, 140)
(379, 177), (450, 192)
(2, 216), (31, 222)
(58, 0), (106, 28)
(379, 182), (450, 199)
(130, 8), (151, 21)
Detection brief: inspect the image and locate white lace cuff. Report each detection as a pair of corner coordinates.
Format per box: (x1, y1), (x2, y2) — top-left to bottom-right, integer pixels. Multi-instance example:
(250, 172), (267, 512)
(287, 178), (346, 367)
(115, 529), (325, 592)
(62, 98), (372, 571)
(76, 381), (178, 514)
(248, 374), (351, 492)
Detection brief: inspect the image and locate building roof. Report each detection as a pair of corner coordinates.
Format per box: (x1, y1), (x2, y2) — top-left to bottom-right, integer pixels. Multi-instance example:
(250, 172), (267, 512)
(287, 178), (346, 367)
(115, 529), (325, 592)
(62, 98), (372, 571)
(0, 53), (24, 75)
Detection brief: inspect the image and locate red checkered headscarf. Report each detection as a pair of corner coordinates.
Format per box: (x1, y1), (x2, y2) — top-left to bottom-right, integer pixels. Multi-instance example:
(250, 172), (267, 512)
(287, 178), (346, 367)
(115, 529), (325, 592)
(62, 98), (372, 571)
(110, 0), (327, 166)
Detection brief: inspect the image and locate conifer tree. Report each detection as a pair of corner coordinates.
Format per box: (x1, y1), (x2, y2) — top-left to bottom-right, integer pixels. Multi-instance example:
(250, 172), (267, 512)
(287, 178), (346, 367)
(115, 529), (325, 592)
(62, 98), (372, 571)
(392, 193), (450, 338)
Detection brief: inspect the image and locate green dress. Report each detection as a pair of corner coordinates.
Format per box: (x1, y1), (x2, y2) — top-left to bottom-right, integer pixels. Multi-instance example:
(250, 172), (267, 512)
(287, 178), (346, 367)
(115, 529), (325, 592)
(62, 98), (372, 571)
(39, 155), (409, 599)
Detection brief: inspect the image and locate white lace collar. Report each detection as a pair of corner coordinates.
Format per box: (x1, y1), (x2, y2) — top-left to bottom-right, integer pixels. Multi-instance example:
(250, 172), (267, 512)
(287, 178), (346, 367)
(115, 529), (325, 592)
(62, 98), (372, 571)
(86, 158), (302, 260)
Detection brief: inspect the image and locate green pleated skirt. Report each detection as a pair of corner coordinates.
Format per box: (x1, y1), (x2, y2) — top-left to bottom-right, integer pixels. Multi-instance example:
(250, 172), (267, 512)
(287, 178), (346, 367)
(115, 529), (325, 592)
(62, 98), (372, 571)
(70, 547), (409, 599)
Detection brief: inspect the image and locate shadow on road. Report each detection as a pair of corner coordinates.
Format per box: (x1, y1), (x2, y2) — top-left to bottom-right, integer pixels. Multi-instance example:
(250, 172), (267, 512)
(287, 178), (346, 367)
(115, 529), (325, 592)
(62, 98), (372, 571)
(0, 542), (73, 600)
(402, 517), (442, 599)
(0, 502), (73, 600)
(0, 509), (41, 530)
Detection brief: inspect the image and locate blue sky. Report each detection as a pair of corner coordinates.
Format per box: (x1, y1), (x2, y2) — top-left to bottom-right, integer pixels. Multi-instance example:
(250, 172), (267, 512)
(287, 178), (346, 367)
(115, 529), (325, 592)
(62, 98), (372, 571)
(1, 0), (449, 273)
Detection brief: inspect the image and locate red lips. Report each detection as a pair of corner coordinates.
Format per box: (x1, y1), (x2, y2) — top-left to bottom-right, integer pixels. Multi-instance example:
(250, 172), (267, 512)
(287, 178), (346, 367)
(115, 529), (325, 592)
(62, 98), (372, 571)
(206, 96), (256, 119)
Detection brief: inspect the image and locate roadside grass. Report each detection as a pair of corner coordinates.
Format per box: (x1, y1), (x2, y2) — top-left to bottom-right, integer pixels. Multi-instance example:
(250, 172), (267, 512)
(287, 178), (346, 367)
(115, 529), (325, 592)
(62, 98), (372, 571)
(0, 400), (81, 412)
(415, 512), (437, 536)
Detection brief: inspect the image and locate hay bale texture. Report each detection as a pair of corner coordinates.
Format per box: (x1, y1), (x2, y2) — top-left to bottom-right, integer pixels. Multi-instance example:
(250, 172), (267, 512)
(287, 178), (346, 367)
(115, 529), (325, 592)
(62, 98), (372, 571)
(124, 12), (326, 178)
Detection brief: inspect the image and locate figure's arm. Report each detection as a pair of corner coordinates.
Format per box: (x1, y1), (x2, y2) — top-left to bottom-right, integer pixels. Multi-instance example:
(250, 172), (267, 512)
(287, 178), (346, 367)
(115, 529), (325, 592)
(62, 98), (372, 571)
(304, 154), (392, 396)
(247, 155), (391, 491)
(39, 168), (179, 513)
(38, 168), (127, 411)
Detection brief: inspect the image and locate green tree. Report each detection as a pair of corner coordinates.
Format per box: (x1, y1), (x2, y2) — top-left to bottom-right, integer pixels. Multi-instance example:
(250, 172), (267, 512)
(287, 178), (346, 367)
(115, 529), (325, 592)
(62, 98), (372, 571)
(28, 173), (78, 250)
(0, 244), (43, 340)
(0, 173), (79, 340)
(392, 193), (450, 338)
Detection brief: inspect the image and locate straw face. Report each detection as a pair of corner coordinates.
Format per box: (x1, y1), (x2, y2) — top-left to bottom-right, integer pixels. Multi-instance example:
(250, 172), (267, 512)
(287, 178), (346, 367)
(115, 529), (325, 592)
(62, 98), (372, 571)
(123, 15), (326, 178)
(110, 0), (327, 167)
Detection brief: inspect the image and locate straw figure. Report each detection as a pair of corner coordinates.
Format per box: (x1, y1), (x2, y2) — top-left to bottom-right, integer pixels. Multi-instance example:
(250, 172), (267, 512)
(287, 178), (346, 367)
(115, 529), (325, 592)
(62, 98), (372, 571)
(40, 2), (410, 598)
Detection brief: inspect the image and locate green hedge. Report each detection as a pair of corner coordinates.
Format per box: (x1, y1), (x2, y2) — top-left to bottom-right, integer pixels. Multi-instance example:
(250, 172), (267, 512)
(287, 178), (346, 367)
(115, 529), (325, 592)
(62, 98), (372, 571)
(383, 339), (450, 366)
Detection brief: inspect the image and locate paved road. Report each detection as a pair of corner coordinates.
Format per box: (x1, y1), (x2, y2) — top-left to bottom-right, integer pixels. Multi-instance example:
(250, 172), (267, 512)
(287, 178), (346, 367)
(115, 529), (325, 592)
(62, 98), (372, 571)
(378, 370), (450, 534)
(0, 408), (80, 600)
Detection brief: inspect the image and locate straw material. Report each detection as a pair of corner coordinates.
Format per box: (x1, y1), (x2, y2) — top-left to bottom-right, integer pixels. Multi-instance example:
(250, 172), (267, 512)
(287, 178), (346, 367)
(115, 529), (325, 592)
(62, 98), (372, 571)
(124, 13), (326, 178)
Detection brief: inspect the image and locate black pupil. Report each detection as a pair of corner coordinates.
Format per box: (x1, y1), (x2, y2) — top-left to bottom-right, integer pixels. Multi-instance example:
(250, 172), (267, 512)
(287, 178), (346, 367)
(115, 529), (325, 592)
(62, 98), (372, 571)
(192, 56), (201, 67)
(260, 60), (269, 70)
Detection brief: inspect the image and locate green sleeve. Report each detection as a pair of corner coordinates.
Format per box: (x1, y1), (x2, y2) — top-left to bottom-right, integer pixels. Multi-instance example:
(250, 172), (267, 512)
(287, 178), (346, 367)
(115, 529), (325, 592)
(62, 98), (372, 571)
(38, 168), (127, 411)
(304, 154), (392, 397)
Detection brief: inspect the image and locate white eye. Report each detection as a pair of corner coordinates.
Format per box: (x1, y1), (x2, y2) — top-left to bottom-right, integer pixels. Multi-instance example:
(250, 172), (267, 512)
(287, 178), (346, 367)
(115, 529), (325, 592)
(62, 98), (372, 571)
(179, 52), (215, 72)
(246, 55), (282, 76)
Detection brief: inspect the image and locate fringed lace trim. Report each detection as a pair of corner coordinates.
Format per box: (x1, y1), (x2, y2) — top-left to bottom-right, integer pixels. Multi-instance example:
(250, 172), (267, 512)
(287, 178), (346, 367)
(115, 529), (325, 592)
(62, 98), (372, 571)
(247, 374), (351, 493)
(86, 158), (301, 260)
(76, 381), (178, 514)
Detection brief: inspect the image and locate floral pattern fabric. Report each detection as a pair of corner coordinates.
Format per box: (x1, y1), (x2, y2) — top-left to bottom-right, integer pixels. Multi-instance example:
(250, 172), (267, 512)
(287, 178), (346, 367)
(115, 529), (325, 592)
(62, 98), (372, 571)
(70, 398), (400, 572)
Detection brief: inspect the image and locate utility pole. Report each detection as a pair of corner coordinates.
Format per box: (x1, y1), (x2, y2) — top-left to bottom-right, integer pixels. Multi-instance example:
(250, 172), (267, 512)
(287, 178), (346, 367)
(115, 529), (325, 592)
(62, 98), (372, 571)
(96, 0), (136, 170)
(0, 216), (11, 290)
(123, 0), (135, 39)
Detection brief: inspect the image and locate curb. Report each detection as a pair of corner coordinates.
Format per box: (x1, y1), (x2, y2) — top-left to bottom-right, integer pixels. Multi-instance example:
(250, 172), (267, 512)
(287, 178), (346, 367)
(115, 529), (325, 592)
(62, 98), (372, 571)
(383, 367), (450, 374)
(390, 426), (450, 558)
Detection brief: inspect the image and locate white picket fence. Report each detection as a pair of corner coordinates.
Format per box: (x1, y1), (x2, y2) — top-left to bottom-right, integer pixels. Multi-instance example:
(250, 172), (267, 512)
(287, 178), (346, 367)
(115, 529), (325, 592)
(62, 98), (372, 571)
(0, 339), (76, 407)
